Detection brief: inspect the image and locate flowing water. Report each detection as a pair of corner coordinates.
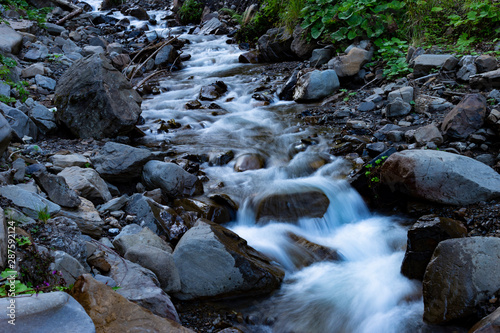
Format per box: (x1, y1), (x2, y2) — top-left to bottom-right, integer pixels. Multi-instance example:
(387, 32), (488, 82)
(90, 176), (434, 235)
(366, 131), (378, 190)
(140, 33), (426, 332)
(85, 3), (427, 330)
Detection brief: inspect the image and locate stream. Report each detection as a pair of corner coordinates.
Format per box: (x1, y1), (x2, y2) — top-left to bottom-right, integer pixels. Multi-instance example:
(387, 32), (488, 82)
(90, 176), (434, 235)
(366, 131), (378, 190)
(88, 3), (427, 331)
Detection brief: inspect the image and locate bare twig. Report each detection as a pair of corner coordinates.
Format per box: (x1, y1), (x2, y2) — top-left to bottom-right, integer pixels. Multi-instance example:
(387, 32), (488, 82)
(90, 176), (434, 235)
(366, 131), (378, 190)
(126, 37), (178, 81)
(357, 77), (378, 92)
(133, 70), (170, 90)
(56, 7), (83, 25)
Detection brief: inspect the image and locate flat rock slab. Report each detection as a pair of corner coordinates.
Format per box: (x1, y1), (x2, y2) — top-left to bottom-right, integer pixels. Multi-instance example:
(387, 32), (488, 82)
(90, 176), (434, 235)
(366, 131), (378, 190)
(0, 185), (61, 218)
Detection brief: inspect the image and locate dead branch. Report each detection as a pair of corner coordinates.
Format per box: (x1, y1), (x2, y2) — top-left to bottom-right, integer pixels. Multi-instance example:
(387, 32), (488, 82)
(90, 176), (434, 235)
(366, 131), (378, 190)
(133, 69), (170, 90)
(128, 37), (178, 81)
(56, 7), (83, 25)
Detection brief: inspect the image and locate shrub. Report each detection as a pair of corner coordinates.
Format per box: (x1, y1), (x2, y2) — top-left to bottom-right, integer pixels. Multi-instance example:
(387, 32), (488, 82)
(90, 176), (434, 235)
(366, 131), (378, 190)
(178, 0), (203, 24)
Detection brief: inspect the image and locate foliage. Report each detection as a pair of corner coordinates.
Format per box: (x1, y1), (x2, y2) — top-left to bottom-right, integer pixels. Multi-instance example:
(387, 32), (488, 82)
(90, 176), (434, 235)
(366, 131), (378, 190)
(178, 0), (203, 25)
(374, 37), (412, 79)
(1, 0), (51, 26)
(0, 55), (30, 104)
(0, 269), (34, 296)
(236, 0), (284, 42)
(16, 236), (32, 247)
(37, 206), (51, 223)
(364, 155), (388, 187)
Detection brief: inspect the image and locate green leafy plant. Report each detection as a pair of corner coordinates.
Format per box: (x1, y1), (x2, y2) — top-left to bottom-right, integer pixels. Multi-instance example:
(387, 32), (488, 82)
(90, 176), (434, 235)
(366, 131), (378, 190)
(15, 236), (31, 247)
(374, 37), (412, 79)
(364, 155), (388, 187)
(0, 269), (34, 297)
(37, 206), (51, 223)
(178, 0), (203, 24)
(0, 55), (31, 104)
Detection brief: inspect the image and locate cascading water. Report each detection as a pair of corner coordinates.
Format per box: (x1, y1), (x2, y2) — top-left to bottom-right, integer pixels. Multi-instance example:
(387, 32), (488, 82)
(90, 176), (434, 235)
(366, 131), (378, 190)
(140, 33), (426, 332)
(86, 2), (427, 328)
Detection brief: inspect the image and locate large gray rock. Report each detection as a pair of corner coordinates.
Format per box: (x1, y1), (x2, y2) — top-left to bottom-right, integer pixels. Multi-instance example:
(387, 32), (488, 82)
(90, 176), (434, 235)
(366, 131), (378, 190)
(50, 153), (89, 170)
(278, 69), (299, 101)
(327, 47), (371, 77)
(0, 112), (12, 156)
(387, 86), (414, 104)
(50, 250), (87, 285)
(58, 166), (112, 204)
(154, 45), (177, 67)
(35, 74), (56, 91)
(385, 97), (411, 117)
(441, 93), (487, 139)
(198, 17), (226, 35)
(173, 219), (284, 300)
(92, 142), (156, 181)
(309, 48), (332, 67)
(475, 54), (497, 73)
(33, 170), (81, 208)
(124, 245), (181, 293)
(0, 185), (60, 218)
(28, 102), (57, 134)
(124, 193), (161, 233)
(381, 150), (500, 205)
(293, 70), (339, 102)
(470, 68), (500, 90)
(54, 54), (142, 139)
(257, 27), (296, 63)
(456, 55), (477, 81)
(423, 237), (500, 324)
(412, 54), (459, 78)
(0, 102), (38, 140)
(142, 160), (203, 198)
(401, 215), (467, 281)
(0, 292), (95, 332)
(0, 24), (23, 54)
(112, 226), (172, 256)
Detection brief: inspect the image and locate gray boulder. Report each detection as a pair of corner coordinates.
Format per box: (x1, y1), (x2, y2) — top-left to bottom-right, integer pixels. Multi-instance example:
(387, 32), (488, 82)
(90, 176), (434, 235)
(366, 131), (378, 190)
(381, 150), (500, 205)
(441, 93), (487, 139)
(142, 160), (203, 198)
(45, 216), (88, 267)
(257, 27), (296, 63)
(475, 54), (497, 73)
(173, 219), (284, 300)
(155, 45), (177, 67)
(50, 153), (89, 170)
(290, 25), (317, 59)
(470, 68), (500, 90)
(278, 69), (299, 101)
(198, 18), (226, 35)
(24, 43), (49, 61)
(412, 54), (459, 78)
(0, 24), (23, 54)
(414, 124), (443, 146)
(112, 226), (172, 256)
(58, 166), (112, 204)
(469, 306), (500, 333)
(456, 55), (477, 81)
(385, 97), (411, 117)
(35, 74), (57, 91)
(54, 54), (142, 139)
(33, 170), (81, 208)
(0, 102), (38, 140)
(0, 292), (95, 332)
(124, 245), (181, 293)
(28, 103), (57, 134)
(387, 86), (414, 104)
(50, 250), (88, 285)
(309, 48), (332, 67)
(415, 94), (453, 113)
(0, 113), (12, 156)
(92, 142), (156, 181)
(423, 237), (500, 324)
(124, 193), (161, 233)
(21, 63), (45, 78)
(293, 70), (339, 102)
(0, 185), (60, 218)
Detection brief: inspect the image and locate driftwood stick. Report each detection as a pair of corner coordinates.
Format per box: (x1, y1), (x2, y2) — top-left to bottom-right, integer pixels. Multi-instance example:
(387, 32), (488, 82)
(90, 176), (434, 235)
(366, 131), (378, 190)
(133, 70), (170, 90)
(56, 7), (83, 25)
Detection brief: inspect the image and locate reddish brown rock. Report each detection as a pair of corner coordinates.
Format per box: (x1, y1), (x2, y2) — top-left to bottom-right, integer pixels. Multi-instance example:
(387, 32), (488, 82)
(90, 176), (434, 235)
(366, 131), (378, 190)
(441, 93), (487, 139)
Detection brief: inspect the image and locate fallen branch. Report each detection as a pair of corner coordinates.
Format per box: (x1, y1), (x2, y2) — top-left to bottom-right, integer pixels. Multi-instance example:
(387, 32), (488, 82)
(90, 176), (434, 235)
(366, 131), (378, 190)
(357, 77), (378, 92)
(133, 69), (170, 90)
(128, 36), (178, 81)
(56, 7), (83, 25)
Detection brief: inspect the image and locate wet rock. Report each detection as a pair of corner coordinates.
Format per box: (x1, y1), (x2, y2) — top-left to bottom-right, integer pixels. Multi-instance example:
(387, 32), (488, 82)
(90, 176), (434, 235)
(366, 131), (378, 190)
(469, 306), (500, 333)
(151, 205), (188, 243)
(309, 48), (332, 67)
(381, 150), (500, 205)
(33, 170), (81, 208)
(0, 292), (95, 333)
(456, 55), (477, 81)
(293, 69), (339, 102)
(0, 113), (12, 156)
(234, 153), (265, 172)
(70, 275), (193, 332)
(257, 27), (296, 63)
(401, 215), (467, 281)
(291, 25), (316, 59)
(199, 18), (227, 35)
(155, 45), (177, 67)
(278, 69), (299, 101)
(366, 142), (386, 157)
(124, 245), (181, 293)
(238, 51), (259, 64)
(412, 54), (459, 78)
(0, 24), (23, 54)
(254, 189), (330, 223)
(51, 250), (87, 285)
(126, 6), (150, 20)
(92, 142), (157, 182)
(328, 47), (371, 77)
(385, 97), (411, 117)
(441, 93), (487, 139)
(50, 153), (89, 171)
(199, 81), (228, 101)
(0, 102), (38, 140)
(54, 54), (142, 139)
(58, 197), (104, 239)
(475, 54), (497, 73)
(414, 124), (443, 146)
(423, 237), (500, 324)
(387, 86), (414, 104)
(112, 226), (172, 256)
(185, 100), (202, 109)
(174, 197), (231, 224)
(58, 166), (112, 204)
(286, 232), (340, 269)
(0, 185), (60, 218)
(173, 219), (284, 300)
(210, 150), (234, 166)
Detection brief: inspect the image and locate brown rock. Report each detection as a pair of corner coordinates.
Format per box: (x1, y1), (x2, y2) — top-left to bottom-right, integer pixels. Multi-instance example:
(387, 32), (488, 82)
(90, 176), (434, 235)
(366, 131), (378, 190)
(234, 153), (265, 172)
(70, 274), (194, 333)
(328, 47), (371, 77)
(238, 51), (259, 64)
(469, 306), (500, 333)
(174, 197), (232, 224)
(441, 93), (487, 139)
(286, 232), (340, 269)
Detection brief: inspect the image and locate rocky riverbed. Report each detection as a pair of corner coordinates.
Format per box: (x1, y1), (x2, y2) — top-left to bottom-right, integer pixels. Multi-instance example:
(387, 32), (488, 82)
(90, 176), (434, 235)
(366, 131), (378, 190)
(0, 0), (500, 332)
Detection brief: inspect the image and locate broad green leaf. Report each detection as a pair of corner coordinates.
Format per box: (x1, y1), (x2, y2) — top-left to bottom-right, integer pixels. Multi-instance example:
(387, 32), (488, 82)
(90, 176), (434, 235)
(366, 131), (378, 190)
(311, 25), (324, 39)
(347, 29), (357, 40)
(431, 7), (443, 12)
